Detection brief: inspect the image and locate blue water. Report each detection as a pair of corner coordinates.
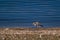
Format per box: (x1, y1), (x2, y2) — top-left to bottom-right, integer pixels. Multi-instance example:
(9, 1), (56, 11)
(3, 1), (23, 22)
(0, 0), (60, 28)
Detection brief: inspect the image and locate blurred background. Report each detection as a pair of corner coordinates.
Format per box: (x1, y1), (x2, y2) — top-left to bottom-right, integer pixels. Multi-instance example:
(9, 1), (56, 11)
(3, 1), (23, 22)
(0, 0), (60, 28)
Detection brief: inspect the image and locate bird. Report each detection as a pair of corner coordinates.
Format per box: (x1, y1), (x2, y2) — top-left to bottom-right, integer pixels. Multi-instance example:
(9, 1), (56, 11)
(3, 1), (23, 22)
(33, 22), (43, 28)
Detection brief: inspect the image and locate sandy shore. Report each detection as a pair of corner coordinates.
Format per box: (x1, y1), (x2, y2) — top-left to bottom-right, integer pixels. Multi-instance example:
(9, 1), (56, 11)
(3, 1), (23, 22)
(0, 28), (60, 40)
(0, 28), (60, 35)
